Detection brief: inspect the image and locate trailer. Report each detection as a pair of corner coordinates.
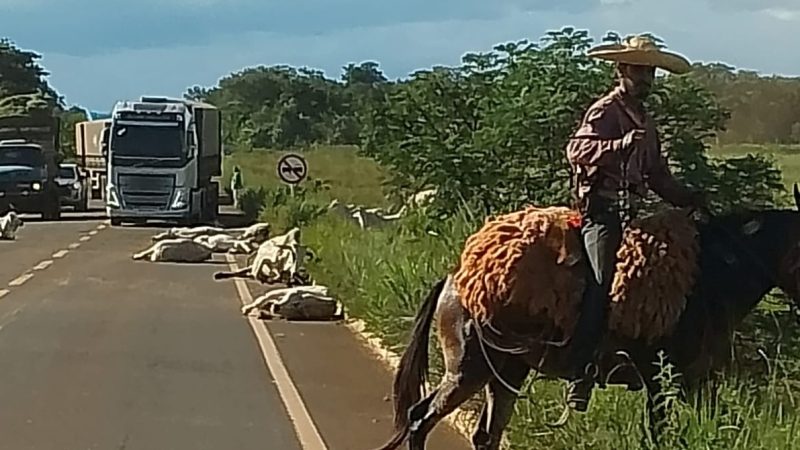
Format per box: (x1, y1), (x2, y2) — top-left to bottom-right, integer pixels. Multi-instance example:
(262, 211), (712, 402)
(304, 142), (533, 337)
(74, 119), (110, 201)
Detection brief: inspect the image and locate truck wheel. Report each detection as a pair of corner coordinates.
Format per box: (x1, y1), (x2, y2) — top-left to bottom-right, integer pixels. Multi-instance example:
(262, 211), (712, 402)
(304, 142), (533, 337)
(110, 218), (122, 226)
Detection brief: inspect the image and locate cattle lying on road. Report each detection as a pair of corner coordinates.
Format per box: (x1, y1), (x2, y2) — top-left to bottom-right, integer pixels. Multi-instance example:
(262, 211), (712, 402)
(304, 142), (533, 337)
(194, 234), (262, 254)
(151, 222), (271, 244)
(241, 285), (342, 320)
(151, 225), (226, 242)
(214, 227), (311, 285)
(132, 238), (213, 263)
(0, 211), (23, 240)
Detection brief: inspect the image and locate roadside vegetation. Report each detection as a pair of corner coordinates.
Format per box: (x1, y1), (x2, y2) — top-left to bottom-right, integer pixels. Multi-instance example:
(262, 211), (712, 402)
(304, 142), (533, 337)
(200, 28), (800, 448)
(5, 24), (800, 448)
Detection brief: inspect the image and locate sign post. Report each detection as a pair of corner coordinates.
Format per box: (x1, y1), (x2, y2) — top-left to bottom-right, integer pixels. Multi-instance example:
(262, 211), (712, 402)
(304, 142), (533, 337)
(277, 153), (308, 197)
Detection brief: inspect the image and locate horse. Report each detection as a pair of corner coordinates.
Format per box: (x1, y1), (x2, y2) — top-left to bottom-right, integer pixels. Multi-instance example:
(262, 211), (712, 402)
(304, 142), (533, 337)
(375, 186), (800, 450)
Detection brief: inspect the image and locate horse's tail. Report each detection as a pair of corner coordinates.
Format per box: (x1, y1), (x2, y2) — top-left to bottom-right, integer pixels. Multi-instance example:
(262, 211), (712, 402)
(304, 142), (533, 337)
(375, 276), (447, 450)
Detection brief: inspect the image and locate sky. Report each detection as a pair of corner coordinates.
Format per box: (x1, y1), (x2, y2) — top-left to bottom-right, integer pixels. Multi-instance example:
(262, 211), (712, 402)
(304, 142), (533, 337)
(1, 0), (798, 111)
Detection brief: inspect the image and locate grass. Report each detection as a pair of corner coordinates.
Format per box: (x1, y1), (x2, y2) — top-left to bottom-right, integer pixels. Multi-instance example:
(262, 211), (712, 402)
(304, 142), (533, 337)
(235, 144), (800, 449)
(222, 145), (390, 207)
(712, 143), (800, 190)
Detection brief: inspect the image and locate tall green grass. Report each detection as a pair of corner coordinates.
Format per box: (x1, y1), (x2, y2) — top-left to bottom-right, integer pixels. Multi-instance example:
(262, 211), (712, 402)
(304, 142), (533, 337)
(222, 145), (390, 207)
(238, 146), (800, 449)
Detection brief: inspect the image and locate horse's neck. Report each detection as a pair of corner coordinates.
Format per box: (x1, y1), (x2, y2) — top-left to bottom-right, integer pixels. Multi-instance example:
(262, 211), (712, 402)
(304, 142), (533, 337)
(695, 245), (777, 327)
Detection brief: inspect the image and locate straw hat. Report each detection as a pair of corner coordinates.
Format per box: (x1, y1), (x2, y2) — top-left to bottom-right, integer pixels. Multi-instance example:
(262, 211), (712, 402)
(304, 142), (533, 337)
(587, 35), (692, 74)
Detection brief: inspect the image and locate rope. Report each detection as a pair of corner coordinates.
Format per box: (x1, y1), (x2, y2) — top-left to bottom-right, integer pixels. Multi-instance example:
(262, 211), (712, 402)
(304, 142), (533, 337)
(473, 322), (524, 396)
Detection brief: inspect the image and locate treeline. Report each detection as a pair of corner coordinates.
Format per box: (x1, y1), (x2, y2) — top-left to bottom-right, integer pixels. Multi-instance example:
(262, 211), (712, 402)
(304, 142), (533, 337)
(689, 64), (800, 145)
(0, 39), (87, 159)
(185, 33), (800, 151)
(187, 28), (787, 217)
(184, 62), (388, 150)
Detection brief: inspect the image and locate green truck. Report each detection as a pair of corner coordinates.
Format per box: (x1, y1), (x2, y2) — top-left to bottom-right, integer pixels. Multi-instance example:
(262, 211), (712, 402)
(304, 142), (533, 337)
(0, 115), (62, 220)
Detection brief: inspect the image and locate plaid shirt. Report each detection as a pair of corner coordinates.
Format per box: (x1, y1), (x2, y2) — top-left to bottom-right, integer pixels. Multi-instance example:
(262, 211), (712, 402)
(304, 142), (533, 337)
(565, 86), (694, 207)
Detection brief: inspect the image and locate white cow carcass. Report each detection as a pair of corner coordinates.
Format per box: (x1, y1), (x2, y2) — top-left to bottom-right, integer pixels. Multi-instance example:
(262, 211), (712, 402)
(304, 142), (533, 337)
(151, 226), (227, 242)
(214, 227), (310, 285)
(0, 211), (23, 240)
(237, 222), (271, 242)
(241, 285), (342, 321)
(351, 205), (407, 230)
(407, 187), (437, 209)
(132, 238), (213, 263)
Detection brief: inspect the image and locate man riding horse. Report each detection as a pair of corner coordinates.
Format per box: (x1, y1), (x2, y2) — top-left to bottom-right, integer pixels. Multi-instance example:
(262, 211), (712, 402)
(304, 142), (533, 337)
(564, 35), (708, 412)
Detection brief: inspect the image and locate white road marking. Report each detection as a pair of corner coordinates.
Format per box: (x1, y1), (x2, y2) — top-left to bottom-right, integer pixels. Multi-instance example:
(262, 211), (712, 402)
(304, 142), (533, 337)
(89, 230), (98, 236)
(52, 250), (69, 259)
(0, 289), (9, 299)
(79, 236), (91, 242)
(69, 243), (81, 249)
(33, 260), (53, 271)
(225, 254), (328, 450)
(97, 224), (107, 230)
(9, 273), (34, 287)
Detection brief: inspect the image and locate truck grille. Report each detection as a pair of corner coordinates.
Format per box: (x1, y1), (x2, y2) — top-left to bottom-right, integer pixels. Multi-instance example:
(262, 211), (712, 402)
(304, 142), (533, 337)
(118, 174), (174, 210)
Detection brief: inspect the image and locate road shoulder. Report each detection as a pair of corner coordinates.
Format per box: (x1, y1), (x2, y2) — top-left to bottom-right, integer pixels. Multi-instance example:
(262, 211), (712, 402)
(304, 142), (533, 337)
(240, 277), (473, 450)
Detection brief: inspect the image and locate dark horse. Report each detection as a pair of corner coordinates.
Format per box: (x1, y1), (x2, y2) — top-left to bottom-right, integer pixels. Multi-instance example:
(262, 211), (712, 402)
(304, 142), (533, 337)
(375, 186), (800, 450)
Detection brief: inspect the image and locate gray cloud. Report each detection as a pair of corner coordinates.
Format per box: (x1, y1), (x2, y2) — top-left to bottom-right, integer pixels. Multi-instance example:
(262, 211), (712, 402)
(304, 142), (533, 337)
(704, 0), (800, 12)
(0, 0), (603, 56)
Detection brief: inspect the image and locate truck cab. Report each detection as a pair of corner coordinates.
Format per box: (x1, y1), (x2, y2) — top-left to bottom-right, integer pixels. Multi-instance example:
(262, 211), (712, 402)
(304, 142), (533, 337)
(0, 139), (61, 219)
(104, 97), (221, 226)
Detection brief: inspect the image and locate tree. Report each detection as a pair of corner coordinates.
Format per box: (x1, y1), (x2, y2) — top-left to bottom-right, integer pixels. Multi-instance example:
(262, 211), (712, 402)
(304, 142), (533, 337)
(57, 106), (90, 159)
(359, 28), (785, 218)
(0, 39), (60, 106)
(341, 61), (388, 86)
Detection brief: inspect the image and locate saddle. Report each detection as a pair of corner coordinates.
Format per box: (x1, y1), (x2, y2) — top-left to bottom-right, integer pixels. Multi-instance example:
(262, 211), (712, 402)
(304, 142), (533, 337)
(454, 205), (699, 342)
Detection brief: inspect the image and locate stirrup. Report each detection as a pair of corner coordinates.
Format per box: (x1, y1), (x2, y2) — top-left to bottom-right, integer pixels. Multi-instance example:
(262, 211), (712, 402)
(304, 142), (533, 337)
(546, 376), (593, 428)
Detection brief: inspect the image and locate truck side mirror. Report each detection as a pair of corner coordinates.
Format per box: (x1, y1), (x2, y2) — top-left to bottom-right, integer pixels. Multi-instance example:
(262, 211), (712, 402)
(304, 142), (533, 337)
(101, 127), (110, 157)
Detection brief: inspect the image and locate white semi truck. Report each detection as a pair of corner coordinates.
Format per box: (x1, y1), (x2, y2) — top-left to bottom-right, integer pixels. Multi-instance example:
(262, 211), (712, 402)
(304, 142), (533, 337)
(103, 96), (222, 226)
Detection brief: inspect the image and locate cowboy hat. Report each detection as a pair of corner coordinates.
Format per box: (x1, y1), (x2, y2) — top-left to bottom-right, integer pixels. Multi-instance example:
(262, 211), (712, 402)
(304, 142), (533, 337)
(587, 35), (692, 74)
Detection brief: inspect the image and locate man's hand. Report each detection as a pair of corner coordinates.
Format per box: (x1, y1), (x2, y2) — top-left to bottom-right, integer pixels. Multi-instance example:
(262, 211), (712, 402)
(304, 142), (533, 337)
(621, 129), (646, 151)
(687, 190), (711, 219)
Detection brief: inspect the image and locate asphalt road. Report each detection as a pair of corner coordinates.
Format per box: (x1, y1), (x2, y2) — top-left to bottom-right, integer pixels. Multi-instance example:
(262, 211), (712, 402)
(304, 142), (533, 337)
(0, 210), (471, 450)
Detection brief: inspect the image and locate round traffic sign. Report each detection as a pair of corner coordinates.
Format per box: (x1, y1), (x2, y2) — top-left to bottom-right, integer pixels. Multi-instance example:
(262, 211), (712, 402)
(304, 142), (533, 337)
(277, 153), (308, 185)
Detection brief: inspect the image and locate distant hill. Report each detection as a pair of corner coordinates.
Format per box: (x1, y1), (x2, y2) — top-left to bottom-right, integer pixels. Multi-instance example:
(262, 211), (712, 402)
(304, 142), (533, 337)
(88, 111), (110, 120)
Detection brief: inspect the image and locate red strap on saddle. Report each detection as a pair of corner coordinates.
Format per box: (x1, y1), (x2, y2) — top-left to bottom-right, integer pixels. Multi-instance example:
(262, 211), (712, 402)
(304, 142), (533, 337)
(566, 213), (582, 229)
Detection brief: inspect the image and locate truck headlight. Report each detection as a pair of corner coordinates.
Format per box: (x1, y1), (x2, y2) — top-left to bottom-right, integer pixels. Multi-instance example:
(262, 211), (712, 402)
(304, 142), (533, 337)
(72, 181), (81, 190)
(31, 182), (42, 191)
(106, 185), (121, 208)
(171, 189), (188, 209)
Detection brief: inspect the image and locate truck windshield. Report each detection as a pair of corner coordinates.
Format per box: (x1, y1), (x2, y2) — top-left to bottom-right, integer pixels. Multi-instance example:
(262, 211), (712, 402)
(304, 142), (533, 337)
(110, 122), (184, 159)
(0, 146), (45, 167)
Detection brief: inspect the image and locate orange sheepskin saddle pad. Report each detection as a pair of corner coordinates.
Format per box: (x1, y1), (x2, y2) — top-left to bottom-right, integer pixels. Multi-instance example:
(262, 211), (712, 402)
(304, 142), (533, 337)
(453, 206), (700, 342)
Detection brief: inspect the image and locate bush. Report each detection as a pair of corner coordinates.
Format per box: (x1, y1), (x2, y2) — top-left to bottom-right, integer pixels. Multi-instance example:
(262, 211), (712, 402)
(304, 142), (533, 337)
(238, 186), (268, 221)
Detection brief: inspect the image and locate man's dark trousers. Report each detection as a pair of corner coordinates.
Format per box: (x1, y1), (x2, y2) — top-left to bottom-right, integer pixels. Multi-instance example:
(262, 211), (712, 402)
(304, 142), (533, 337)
(569, 194), (623, 379)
